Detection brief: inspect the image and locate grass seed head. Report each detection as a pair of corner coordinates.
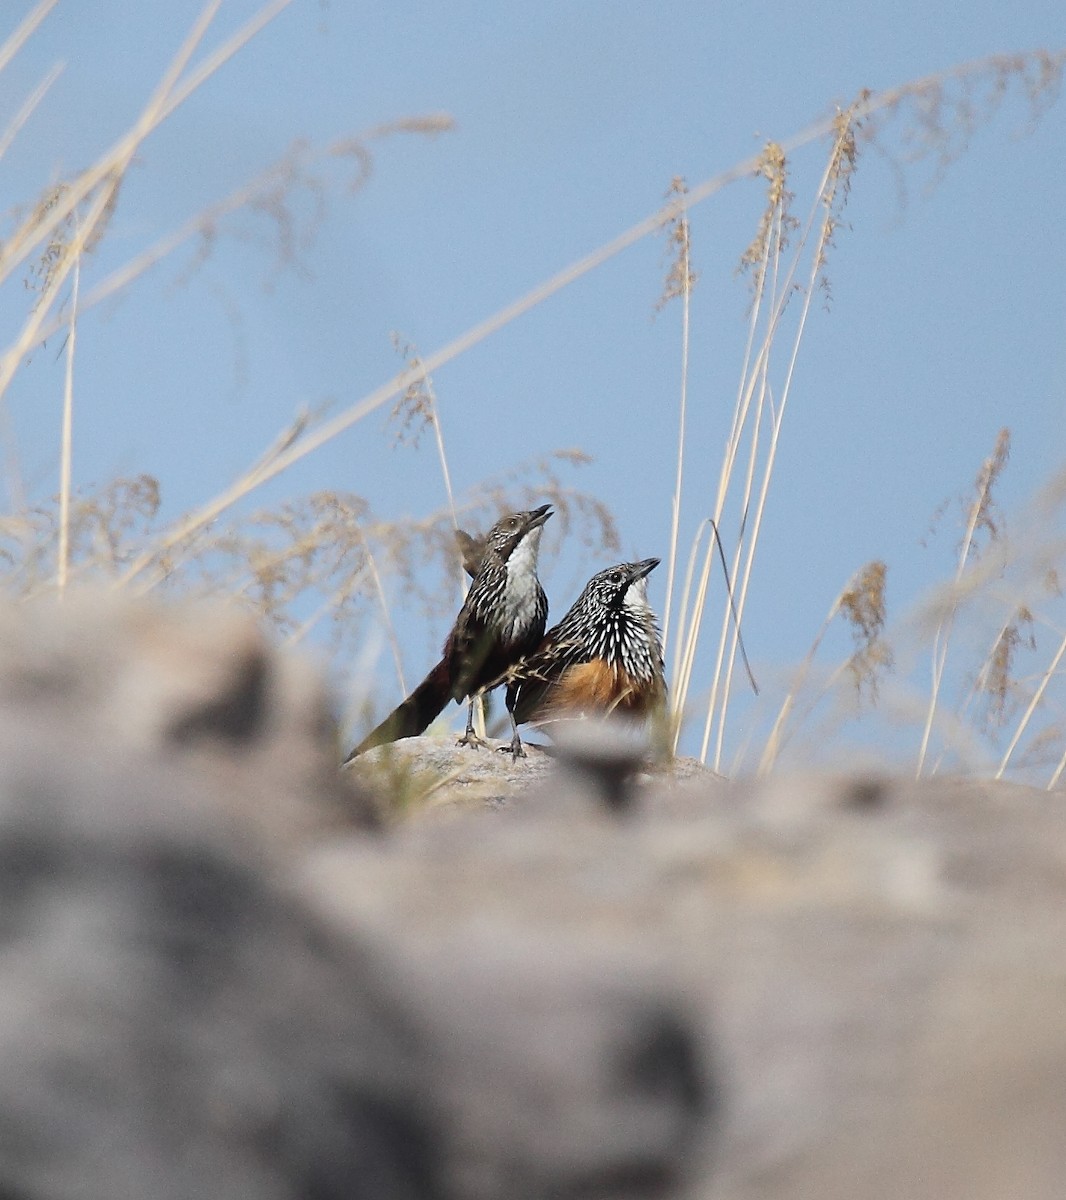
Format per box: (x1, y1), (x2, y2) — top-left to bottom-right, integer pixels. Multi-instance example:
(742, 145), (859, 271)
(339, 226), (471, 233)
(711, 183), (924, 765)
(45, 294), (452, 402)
(656, 176), (699, 311)
(976, 606), (1036, 731)
(737, 141), (798, 292)
(839, 560), (893, 702)
(388, 333), (438, 448)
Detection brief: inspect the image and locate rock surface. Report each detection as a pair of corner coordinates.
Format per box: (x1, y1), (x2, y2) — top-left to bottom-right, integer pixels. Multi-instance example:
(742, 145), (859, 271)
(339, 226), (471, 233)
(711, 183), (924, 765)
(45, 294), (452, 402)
(327, 760), (1066, 1199)
(2, 594), (1066, 1199)
(0, 597), (712, 1199)
(345, 724), (716, 819)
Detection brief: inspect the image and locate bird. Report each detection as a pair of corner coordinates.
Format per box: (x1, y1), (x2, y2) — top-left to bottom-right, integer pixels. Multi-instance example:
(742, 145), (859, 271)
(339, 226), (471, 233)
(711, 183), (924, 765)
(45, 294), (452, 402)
(493, 557), (667, 759)
(344, 504), (553, 760)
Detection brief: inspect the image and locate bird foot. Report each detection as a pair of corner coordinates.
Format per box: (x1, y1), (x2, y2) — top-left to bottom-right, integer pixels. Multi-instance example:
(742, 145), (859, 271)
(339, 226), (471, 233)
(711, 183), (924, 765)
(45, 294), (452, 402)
(456, 730), (490, 751)
(496, 739), (526, 761)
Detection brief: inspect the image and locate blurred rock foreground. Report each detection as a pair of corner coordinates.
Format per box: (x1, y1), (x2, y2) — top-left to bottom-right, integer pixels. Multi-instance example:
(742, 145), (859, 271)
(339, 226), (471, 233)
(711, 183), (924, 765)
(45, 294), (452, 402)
(0, 597), (1064, 1198)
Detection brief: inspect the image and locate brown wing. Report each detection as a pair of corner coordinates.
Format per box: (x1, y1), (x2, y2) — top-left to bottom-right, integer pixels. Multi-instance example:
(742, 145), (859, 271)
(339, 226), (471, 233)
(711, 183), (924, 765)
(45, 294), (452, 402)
(507, 632), (590, 725)
(443, 611), (497, 702)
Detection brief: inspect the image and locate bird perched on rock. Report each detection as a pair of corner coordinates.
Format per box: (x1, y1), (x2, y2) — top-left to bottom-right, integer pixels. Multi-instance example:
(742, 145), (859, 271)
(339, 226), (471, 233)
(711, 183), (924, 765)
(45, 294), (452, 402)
(495, 557), (666, 759)
(345, 505), (553, 760)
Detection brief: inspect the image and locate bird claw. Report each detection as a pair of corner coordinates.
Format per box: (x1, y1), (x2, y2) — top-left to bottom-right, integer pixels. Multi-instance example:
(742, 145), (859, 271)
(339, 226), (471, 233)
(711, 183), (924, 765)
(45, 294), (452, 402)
(456, 731), (490, 751)
(496, 740), (526, 761)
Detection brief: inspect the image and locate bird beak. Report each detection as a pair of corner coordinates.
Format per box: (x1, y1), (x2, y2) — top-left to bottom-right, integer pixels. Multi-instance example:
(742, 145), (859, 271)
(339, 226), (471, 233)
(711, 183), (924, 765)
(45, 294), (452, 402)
(627, 557), (660, 585)
(526, 504), (553, 530)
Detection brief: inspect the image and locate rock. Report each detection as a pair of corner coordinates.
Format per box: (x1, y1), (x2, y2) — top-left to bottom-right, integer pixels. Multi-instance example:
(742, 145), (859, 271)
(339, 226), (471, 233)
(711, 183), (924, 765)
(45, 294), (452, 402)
(0, 596), (713, 1198)
(313, 763), (1066, 1199)
(5, 594), (1066, 1198)
(345, 729), (718, 821)
(0, 718), (436, 1200)
(346, 732), (558, 818)
(0, 593), (378, 836)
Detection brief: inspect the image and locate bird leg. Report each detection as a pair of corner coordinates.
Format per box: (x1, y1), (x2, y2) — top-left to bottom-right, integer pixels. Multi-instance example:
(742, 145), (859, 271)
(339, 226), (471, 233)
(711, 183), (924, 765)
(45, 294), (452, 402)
(495, 688), (526, 760)
(506, 711), (526, 760)
(455, 697), (490, 750)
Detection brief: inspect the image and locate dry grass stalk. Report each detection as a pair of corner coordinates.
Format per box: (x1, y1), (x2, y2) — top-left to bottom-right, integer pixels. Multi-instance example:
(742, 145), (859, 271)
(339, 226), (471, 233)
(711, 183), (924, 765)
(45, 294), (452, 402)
(670, 99), (866, 768)
(995, 623), (1066, 780)
(0, 0), (55, 78)
(0, 0), (299, 450)
(916, 428), (1011, 775)
(344, 527), (407, 695)
(839, 560), (892, 701)
(665, 157), (782, 743)
(648, 56), (1062, 768)
(388, 332), (486, 733)
(973, 606), (1036, 733)
(1049, 699), (1066, 788)
(658, 177), (696, 658)
(57, 240), (79, 592)
(758, 561), (890, 773)
(389, 334), (463, 567)
(0, 60), (62, 167)
(704, 103), (866, 768)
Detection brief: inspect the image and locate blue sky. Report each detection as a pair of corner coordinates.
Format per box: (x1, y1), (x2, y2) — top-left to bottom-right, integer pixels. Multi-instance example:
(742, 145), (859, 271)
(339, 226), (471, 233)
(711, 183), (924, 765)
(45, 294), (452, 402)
(3, 1), (1066, 774)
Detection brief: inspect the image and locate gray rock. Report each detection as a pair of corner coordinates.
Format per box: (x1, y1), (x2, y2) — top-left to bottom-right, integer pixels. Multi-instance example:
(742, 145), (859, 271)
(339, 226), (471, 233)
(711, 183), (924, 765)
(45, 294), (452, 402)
(0, 593), (377, 834)
(316, 762), (1066, 1199)
(0, 719), (437, 1200)
(7, 595), (1066, 1199)
(0, 597), (713, 1199)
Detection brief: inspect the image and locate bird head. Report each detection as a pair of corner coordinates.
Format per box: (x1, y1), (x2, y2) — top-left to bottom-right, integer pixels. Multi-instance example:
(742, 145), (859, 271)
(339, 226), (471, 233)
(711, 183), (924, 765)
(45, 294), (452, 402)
(582, 557), (660, 613)
(484, 504), (553, 565)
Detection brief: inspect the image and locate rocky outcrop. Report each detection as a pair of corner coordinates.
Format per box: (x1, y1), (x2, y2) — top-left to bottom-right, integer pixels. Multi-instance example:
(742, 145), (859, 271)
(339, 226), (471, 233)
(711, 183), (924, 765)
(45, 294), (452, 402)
(1, 594), (1064, 1198)
(0, 597), (712, 1199)
(332, 757), (1066, 1199)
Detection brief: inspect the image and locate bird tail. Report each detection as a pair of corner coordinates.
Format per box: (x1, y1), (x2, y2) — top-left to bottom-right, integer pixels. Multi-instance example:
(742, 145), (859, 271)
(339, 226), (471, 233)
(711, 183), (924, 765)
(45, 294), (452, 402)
(344, 657), (452, 761)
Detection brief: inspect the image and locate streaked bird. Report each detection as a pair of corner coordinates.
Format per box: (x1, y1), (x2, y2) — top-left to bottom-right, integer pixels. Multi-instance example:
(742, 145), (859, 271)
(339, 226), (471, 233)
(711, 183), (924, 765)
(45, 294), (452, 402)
(345, 504), (552, 760)
(495, 557), (666, 758)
